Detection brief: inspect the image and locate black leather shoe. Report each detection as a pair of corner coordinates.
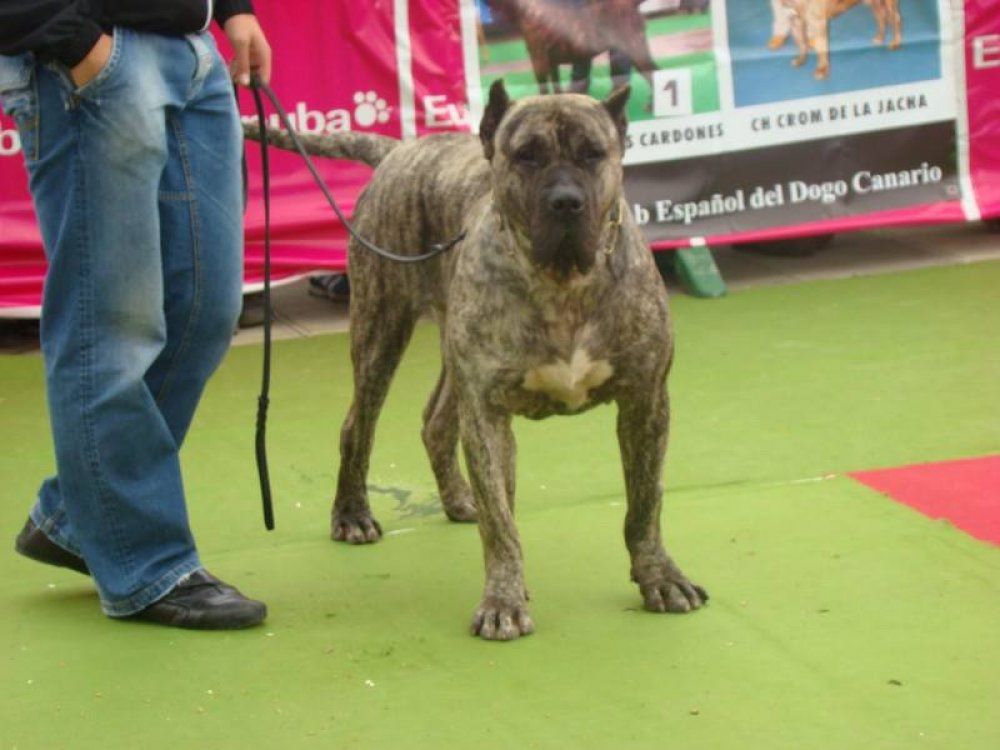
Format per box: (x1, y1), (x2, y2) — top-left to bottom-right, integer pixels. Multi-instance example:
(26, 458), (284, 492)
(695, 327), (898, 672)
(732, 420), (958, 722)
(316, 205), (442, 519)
(14, 517), (90, 575)
(130, 569), (267, 630)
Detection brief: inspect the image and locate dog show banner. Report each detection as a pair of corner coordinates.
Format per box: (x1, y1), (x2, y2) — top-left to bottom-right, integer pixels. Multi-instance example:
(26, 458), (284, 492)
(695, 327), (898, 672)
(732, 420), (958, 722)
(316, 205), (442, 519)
(1, 0), (998, 314)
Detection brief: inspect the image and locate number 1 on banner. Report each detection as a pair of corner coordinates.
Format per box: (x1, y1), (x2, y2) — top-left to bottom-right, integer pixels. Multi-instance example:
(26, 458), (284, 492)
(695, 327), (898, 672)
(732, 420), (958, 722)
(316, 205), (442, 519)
(653, 68), (693, 118)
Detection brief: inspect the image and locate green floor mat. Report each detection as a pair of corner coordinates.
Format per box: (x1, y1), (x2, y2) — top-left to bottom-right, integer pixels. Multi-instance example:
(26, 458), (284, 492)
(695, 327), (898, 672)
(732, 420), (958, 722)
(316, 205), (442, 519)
(2, 262), (999, 748)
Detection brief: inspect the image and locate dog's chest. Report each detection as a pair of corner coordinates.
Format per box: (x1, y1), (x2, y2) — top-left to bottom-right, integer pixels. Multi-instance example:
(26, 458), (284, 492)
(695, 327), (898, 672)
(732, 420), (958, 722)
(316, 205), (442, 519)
(511, 307), (616, 414)
(521, 347), (614, 411)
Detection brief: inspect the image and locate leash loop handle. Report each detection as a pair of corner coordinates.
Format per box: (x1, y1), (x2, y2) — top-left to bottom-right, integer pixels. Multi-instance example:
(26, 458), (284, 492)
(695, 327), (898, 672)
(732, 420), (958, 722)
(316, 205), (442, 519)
(249, 80), (275, 531)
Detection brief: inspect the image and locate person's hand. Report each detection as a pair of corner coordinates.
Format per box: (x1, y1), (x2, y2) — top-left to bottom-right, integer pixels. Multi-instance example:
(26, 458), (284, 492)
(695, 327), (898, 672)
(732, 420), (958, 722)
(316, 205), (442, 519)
(69, 33), (113, 87)
(223, 14), (272, 87)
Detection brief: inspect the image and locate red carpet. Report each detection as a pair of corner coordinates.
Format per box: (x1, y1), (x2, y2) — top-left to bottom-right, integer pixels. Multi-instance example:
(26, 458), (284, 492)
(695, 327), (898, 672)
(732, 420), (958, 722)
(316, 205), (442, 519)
(851, 455), (1000, 546)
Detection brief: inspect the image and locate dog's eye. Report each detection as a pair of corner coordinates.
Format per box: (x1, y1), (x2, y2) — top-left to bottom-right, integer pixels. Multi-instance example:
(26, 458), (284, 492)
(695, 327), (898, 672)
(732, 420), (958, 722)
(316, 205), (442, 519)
(513, 146), (543, 167)
(579, 145), (606, 164)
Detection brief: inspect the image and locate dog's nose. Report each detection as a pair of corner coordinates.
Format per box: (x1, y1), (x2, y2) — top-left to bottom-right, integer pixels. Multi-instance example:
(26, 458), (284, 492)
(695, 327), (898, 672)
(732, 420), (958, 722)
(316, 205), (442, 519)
(548, 186), (584, 216)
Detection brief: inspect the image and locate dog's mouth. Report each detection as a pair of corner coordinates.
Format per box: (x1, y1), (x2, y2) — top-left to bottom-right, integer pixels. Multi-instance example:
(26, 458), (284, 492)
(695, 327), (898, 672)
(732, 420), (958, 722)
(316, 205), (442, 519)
(529, 218), (599, 281)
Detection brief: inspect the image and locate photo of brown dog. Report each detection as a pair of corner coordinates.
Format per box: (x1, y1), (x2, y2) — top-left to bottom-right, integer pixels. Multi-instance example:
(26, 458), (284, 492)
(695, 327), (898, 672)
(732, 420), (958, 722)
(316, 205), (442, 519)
(778, 0), (902, 79)
(488, 0), (659, 97)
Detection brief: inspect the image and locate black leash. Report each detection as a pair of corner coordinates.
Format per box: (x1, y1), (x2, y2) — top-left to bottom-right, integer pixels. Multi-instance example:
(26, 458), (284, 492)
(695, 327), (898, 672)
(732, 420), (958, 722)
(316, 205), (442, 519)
(242, 75), (465, 530)
(248, 81), (275, 531)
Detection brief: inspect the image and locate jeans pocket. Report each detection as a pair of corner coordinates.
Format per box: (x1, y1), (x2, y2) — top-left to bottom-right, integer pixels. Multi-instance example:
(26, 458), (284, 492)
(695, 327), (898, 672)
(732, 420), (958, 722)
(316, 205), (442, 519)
(0, 53), (39, 161)
(69, 27), (126, 101)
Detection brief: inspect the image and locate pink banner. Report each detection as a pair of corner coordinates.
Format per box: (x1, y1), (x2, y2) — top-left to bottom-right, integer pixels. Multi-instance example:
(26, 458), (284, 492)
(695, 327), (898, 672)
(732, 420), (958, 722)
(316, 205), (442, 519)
(964, 0), (1000, 220)
(2, 0), (999, 315)
(0, 116), (42, 313)
(232, 0), (404, 288)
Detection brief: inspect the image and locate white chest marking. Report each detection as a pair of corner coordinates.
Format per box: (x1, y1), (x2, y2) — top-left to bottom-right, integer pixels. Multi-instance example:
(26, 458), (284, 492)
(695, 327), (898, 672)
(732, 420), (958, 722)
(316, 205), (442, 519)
(522, 349), (614, 409)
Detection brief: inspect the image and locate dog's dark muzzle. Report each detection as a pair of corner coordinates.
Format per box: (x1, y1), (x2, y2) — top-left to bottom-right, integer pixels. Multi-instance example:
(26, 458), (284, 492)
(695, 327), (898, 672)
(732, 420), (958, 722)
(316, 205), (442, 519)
(543, 173), (587, 223)
(532, 172), (600, 279)
(531, 215), (597, 279)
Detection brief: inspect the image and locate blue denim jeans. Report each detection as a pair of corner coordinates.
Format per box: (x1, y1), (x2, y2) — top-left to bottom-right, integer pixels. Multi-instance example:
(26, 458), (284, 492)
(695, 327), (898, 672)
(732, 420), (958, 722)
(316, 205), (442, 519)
(0, 29), (244, 616)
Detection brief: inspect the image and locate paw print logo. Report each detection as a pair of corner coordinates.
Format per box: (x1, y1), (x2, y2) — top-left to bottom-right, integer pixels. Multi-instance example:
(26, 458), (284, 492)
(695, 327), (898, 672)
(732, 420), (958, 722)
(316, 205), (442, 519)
(353, 91), (391, 128)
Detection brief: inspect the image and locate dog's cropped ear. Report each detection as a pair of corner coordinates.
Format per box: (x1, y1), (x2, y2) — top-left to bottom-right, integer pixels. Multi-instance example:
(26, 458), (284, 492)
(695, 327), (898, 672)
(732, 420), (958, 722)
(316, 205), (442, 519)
(602, 85), (631, 151)
(480, 79), (512, 161)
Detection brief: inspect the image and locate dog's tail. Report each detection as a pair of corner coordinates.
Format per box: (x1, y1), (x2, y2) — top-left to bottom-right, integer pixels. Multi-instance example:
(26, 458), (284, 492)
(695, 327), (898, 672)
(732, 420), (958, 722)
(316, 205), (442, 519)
(242, 120), (400, 168)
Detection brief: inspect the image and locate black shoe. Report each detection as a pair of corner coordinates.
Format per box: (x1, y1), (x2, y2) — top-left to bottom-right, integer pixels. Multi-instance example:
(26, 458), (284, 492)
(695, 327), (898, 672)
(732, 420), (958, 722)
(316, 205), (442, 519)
(14, 517), (90, 576)
(307, 273), (350, 301)
(130, 569), (267, 630)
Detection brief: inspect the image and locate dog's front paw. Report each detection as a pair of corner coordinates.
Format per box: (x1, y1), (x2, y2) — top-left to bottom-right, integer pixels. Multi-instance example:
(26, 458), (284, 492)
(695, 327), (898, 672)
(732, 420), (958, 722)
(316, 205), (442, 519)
(470, 597), (535, 641)
(331, 511), (382, 544)
(636, 571), (708, 614)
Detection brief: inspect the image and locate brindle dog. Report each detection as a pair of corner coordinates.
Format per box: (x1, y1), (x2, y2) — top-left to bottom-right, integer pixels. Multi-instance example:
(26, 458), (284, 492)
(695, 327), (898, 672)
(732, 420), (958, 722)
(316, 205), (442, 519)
(245, 82), (707, 640)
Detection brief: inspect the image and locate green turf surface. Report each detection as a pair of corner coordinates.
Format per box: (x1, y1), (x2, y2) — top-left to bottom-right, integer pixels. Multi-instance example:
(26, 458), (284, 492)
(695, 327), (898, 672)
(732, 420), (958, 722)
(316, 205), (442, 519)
(481, 13), (719, 120)
(3, 262), (999, 748)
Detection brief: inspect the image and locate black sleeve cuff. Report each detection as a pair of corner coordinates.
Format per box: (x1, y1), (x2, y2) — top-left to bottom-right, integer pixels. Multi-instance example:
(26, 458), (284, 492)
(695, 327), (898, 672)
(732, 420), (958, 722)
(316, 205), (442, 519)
(214, 0), (255, 25)
(52, 18), (103, 68)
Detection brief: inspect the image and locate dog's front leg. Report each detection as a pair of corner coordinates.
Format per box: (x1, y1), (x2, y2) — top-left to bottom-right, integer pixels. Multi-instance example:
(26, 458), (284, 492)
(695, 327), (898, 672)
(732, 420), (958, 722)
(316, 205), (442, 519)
(805, 10), (831, 79)
(460, 401), (534, 641)
(873, 2), (888, 45)
(617, 390), (707, 614)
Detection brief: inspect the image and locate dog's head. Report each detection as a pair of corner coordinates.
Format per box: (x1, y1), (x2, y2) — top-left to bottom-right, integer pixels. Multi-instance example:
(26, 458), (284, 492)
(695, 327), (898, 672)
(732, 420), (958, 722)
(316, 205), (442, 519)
(479, 80), (630, 281)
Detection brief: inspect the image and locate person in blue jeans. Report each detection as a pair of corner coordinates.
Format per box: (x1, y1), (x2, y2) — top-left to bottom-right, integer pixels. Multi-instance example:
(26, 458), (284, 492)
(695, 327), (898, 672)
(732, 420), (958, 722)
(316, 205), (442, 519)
(0, 1), (273, 629)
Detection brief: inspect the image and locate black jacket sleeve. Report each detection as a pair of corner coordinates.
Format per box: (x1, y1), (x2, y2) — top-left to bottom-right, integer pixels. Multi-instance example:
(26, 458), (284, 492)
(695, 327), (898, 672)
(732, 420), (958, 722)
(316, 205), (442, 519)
(214, 0), (255, 25)
(0, 0), (103, 67)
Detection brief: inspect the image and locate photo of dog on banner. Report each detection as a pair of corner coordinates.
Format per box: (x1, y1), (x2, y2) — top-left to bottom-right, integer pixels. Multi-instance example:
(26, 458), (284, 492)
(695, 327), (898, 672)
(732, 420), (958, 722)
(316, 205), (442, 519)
(728, 0), (937, 106)
(768, 0), (903, 80)
(476, 0), (716, 120)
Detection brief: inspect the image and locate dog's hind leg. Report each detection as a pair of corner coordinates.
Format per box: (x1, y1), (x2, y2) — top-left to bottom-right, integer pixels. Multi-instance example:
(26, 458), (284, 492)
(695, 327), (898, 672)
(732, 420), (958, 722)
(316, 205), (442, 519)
(333, 280), (417, 544)
(872, 2), (887, 45)
(422, 361), (478, 523)
(887, 0), (901, 50)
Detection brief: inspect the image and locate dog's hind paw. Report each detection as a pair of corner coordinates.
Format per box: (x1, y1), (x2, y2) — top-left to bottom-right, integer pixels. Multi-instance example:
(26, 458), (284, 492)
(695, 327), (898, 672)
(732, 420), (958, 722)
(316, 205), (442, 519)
(441, 488), (478, 524)
(471, 598), (535, 641)
(638, 576), (708, 614)
(331, 512), (383, 544)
